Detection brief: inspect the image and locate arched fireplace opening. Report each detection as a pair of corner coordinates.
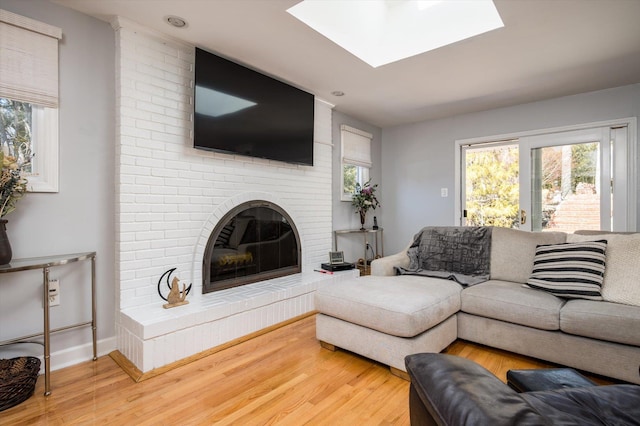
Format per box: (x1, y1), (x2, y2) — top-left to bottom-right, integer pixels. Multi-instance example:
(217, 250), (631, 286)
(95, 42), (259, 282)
(203, 200), (301, 293)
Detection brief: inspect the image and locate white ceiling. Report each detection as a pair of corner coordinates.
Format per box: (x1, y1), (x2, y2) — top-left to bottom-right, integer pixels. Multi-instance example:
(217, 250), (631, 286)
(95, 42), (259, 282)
(51, 0), (640, 128)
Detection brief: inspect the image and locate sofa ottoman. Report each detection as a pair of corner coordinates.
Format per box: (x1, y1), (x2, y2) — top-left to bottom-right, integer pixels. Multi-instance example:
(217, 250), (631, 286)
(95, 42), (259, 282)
(315, 275), (461, 376)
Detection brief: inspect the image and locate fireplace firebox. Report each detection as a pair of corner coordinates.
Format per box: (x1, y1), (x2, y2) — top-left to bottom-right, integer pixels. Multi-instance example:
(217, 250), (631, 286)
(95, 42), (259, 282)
(203, 201), (301, 293)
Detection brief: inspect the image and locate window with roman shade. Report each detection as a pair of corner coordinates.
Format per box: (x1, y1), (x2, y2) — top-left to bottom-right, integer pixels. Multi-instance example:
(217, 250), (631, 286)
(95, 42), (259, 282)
(341, 124), (373, 201)
(0, 9), (61, 192)
(0, 9), (62, 106)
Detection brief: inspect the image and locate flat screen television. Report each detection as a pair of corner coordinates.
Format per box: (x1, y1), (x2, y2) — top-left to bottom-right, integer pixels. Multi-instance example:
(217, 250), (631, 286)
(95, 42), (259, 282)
(194, 47), (314, 166)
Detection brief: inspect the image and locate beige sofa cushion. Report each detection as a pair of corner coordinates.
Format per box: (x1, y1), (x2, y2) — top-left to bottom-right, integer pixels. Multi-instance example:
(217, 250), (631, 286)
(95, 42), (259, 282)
(461, 280), (565, 330)
(567, 233), (640, 307)
(490, 227), (567, 283)
(561, 299), (640, 347)
(314, 275), (461, 338)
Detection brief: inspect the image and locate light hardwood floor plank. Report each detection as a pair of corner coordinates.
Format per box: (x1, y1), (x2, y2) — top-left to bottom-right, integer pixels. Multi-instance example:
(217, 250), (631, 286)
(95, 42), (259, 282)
(1, 314), (615, 425)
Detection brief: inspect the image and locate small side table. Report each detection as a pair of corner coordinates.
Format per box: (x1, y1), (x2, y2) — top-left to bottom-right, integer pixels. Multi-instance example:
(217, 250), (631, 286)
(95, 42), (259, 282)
(334, 228), (384, 263)
(0, 252), (97, 396)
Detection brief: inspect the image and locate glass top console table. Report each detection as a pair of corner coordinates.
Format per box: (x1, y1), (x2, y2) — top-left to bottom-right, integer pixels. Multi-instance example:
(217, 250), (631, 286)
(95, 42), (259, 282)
(334, 229), (384, 266)
(0, 252), (97, 396)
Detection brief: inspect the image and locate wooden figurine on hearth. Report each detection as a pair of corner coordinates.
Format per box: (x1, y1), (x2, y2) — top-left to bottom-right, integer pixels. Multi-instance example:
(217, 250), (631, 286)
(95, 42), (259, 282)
(163, 276), (189, 309)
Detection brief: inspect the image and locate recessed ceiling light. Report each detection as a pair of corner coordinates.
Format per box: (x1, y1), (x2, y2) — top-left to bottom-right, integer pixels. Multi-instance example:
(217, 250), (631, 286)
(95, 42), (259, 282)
(165, 15), (188, 28)
(287, 0), (504, 68)
(331, 91), (345, 97)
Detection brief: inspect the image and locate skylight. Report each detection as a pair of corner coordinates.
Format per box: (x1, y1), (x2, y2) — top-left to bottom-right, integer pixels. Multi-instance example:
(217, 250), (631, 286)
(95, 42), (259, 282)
(287, 0), (504, 68)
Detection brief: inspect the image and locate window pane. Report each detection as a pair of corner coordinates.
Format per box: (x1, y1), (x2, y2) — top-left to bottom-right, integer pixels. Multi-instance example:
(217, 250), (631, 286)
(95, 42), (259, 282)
(342, 164), (370, 200)
(343, 164), (357, 194)
(0, 97), (33, 173)
(465, 143), (519, 228)
(532, 142), (600, 232)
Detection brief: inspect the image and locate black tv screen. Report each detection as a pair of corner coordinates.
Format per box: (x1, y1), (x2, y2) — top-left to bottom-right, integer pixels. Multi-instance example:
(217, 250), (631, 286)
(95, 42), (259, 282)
(194, 48), (314, 166)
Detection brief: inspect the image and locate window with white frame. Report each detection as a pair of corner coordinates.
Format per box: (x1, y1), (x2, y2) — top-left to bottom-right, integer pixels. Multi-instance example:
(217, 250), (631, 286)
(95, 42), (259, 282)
(0, 9), (61, 192)
(456, 119), (637, 232)
(341, 125), (372, 201)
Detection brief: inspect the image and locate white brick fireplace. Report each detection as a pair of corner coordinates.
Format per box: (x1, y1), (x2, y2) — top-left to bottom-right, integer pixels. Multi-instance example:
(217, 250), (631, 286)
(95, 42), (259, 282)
(112, 18), (345, 373)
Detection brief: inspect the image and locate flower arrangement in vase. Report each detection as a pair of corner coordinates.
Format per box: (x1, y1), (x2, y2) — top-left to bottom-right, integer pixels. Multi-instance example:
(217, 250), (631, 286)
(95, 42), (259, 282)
(352, 180), (380, 230)
(1, 144), (32, 216)
(0, 143), (32, 264)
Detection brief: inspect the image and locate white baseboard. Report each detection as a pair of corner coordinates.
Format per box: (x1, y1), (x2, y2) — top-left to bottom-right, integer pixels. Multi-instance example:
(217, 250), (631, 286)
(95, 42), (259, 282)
(0, 336), (117, 374)
(49, 336), (117, 372)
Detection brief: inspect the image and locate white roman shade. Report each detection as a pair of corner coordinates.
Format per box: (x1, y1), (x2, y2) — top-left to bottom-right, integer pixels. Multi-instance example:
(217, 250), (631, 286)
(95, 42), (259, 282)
(341, 124), (373, 168)
(0, 9), (62, 107)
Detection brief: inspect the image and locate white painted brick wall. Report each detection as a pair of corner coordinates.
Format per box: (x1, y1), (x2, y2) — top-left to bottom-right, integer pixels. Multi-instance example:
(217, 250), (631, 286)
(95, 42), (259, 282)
(112, 19), (335, 371)
(114, 21), (333, 311)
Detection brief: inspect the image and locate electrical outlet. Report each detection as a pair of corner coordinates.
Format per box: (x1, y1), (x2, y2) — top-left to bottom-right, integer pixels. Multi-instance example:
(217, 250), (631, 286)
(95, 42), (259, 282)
(48, 279), (60, 307)
(441, 188), (449, 197)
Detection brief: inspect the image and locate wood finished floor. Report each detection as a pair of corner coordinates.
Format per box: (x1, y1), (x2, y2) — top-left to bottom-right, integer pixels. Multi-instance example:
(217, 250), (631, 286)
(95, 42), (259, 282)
(1, 315), (613, 425)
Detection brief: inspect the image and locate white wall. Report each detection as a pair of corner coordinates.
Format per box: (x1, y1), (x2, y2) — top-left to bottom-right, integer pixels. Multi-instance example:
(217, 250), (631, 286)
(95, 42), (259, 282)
(0, 0), (115, 368)
(331, 111), (383, 262)
(382, 84), (640, 254)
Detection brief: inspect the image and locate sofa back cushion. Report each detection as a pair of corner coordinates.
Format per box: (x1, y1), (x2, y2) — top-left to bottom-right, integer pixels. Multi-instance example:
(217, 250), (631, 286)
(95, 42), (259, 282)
(490, 227), (567, 283)
(567, 232), (640, 307)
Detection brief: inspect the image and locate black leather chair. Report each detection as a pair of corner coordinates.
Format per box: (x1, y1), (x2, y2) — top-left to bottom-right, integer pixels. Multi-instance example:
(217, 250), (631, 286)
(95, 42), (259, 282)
(405, 353), (640, 426)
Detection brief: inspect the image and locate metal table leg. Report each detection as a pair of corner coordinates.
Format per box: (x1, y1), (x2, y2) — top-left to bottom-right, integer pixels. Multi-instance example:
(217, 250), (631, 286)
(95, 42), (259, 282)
(91, 255), (97, 361)
(43, 267), (51, 396)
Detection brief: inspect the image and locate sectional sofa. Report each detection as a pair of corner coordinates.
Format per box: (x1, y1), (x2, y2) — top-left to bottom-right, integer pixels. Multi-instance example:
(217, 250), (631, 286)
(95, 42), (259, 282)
(315, 226), (640, 384)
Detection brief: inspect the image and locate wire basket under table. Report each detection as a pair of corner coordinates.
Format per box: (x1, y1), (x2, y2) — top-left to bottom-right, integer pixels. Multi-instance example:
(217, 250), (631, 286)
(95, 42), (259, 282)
(0, 357), (41, 411)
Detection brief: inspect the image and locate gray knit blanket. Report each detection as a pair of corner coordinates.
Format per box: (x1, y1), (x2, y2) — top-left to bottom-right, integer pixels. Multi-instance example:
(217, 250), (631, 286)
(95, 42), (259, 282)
(396, 226), (492, 286)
